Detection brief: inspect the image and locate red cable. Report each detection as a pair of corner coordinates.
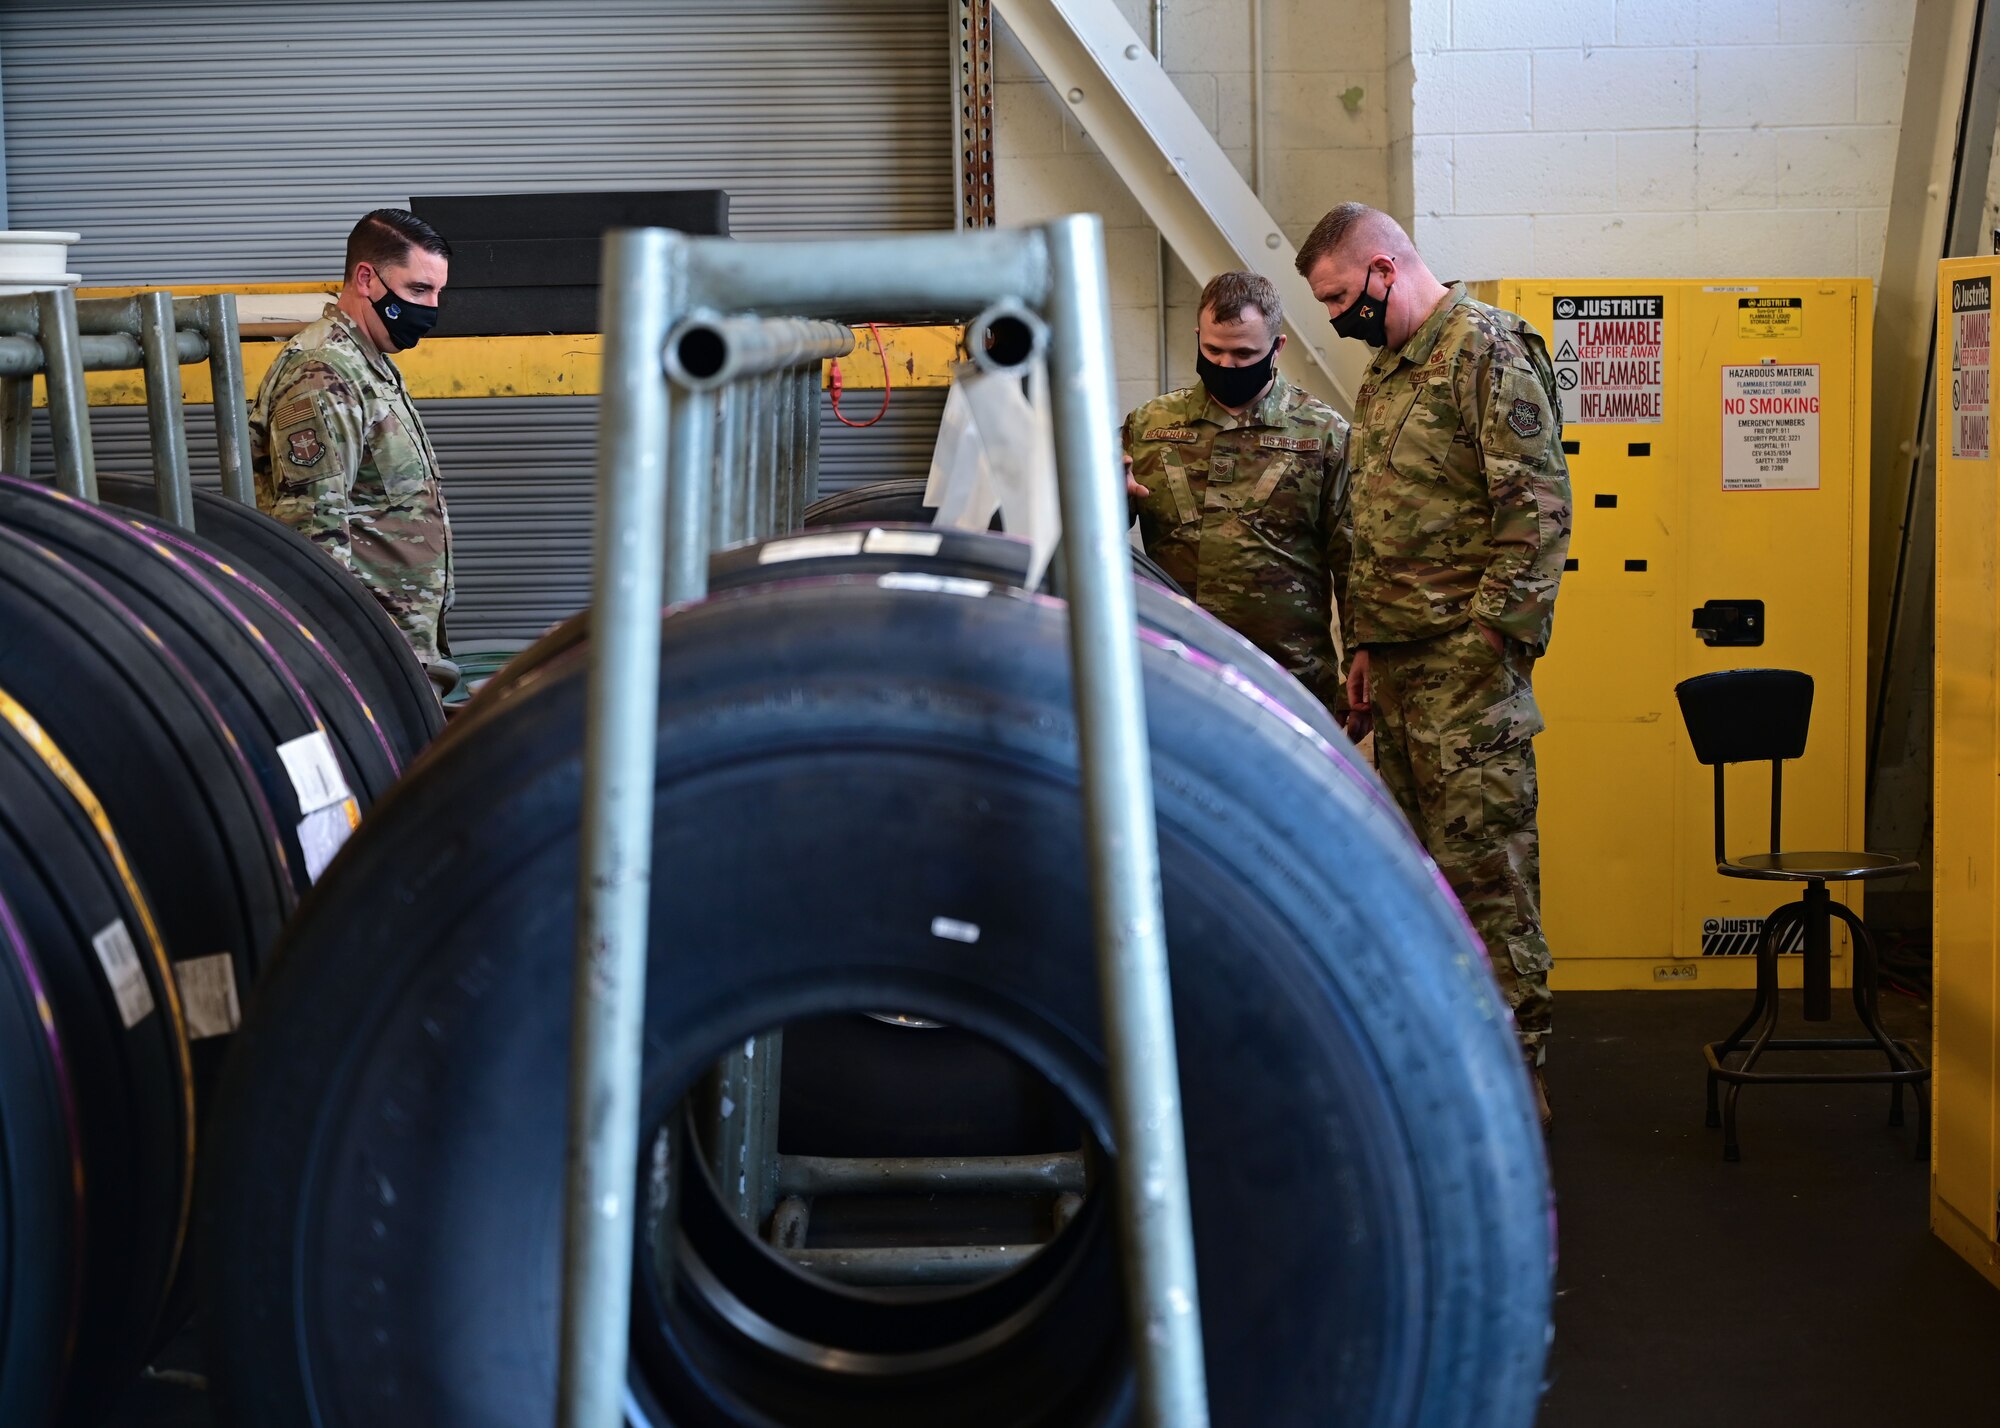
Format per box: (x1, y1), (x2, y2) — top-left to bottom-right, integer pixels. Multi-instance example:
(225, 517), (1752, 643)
(830, 322), (892, 428)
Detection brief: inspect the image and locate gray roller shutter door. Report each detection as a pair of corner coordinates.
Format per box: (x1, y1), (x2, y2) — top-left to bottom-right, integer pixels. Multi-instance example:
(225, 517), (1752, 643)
(32, 391), (947, 643)
(0, 0), (954, 278)
(4, 0), (952, 641)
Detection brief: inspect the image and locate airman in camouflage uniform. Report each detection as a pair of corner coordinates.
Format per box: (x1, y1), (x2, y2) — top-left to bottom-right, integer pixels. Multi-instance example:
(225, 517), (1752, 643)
(1122, 272), (1351, 714)
(250, 209), (455, 678)
(1299, 205), (1570, 1104)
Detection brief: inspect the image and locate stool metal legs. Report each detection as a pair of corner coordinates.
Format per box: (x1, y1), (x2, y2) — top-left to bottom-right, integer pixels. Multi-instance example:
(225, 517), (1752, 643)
(1703, 883), (1929, 1162)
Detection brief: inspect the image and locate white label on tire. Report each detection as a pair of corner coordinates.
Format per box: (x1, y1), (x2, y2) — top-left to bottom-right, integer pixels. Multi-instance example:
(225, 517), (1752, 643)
(880, 573), (992, 598)
(864, 529), (944, 557)
(758, 532), (864, 564)
(174, 952), (243, 1039)
(299, 800), (359, 881)
(277, 729), (352, 814)
(91, 919), (156, 1029)
(931, 916), (981, 944)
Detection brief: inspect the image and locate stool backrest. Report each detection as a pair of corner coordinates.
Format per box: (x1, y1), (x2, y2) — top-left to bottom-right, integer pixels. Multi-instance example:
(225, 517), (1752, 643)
(1674, 668), (1814, 863)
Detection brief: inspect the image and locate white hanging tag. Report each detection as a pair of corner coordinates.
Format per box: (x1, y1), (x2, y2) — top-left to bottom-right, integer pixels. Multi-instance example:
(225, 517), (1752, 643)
(951, 360), (1062, 587)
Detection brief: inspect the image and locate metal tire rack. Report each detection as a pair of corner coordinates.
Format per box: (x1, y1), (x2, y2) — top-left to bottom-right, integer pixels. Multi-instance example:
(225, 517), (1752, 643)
(561, 216), (1212, 1427)
(0, 286), (252, 520)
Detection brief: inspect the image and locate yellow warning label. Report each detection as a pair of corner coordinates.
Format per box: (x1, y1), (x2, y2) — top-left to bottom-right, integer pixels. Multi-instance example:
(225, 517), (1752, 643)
(1738, 296), (1803, 339)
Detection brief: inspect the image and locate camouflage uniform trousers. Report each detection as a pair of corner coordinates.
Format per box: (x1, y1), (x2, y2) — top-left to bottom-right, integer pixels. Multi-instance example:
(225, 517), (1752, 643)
(1367, 622), (1554, 1062)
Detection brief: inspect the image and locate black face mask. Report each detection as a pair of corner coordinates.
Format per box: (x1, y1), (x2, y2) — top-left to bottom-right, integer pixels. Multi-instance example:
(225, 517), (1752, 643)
(1330, 270), (1392, 348)
(1195, 341), (1278, 409)
(368, 270), (439, 350)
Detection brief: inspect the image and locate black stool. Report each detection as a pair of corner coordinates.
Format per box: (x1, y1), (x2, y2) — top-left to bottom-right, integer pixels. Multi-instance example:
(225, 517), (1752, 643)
(1674, 669), (1928, 1162)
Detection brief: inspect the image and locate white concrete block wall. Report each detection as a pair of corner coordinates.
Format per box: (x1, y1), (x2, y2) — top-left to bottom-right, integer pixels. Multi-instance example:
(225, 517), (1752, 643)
(1406, 0), (1916, 282)
(994, 0), (1390, 413)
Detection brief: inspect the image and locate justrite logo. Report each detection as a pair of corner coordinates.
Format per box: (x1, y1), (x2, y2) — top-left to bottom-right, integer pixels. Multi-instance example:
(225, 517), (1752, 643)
(1954, 279), (1991, 311)
(1555, 296), (1662, 319)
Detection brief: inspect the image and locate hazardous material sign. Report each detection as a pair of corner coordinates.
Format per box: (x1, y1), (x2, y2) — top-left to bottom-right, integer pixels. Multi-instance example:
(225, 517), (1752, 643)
(1952, 277), (1990, 460)
(1550, 294), (1664, 424)
(1721, 364), (1820, 491)
(1738, 296), (1803, 339)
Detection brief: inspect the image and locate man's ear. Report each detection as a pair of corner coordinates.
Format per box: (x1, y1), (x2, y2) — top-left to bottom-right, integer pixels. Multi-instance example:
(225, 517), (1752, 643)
(1272, 332), (1289, 357)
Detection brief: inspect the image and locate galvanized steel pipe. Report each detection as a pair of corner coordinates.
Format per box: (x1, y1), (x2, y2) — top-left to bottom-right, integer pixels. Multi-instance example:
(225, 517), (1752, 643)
(786, 1243), (1040, 1287)
(775, 1150), (1088, 1198)
(0, 379), (30, 475)
(760, 373), (784, 538)
(966, 299), (1051, 376)
(684, 229), (1051, 319)
(201, 295), (255, 507)
(773, 368), (798, 532)
(37, 288), (95, 500)
(712, 383), (745, 545)
(664, 314), (852, 392)
(664, 383), (717, 606)
(0, 331), (207, 376)
(1042, 213), (1211, 1427)
(802, 363), (824, 518)
(69, 294), (214, 336)
(556, 227), (676, 1428)
(139, 292), (195, 529)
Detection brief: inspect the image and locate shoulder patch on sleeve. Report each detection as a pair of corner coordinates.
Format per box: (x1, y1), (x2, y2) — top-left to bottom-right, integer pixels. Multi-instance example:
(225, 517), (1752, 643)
(284, 427), (327, 467)
(1484, 366), (1555, 466)
(272, 395), (317, 430)
(1506, 398), (1543, 438)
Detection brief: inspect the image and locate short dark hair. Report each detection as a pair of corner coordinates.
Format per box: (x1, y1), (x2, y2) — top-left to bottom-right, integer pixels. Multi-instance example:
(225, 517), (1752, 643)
(345, 208), (451, 280)
(1199, 270), (1282, 339)
(1294, 203), (1403, 279)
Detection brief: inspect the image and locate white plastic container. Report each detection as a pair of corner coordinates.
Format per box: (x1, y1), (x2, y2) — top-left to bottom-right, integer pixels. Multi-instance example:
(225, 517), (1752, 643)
(0, 230), (81, 296)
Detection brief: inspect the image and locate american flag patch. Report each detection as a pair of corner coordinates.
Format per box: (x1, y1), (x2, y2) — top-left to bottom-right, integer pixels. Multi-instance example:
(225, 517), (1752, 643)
(272, 395), (316, 429)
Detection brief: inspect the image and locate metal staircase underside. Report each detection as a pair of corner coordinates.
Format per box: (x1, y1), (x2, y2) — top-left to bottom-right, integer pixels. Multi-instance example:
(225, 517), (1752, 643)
(995, 0), (1369, 412)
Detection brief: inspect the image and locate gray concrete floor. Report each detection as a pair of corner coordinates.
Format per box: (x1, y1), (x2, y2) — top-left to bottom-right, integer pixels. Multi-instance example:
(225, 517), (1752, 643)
(1540, 988), (2000, 1428)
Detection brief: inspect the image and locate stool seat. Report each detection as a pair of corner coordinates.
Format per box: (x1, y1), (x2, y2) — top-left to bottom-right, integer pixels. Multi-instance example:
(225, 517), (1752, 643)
(1721, 851), (1919, 882)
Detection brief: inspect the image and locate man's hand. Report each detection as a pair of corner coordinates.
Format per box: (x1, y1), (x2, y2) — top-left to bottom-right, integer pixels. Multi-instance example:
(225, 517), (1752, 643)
(1123, 450), (1149, 498)
(1474, 622), (1505, 655)
(1343, 648), (1372, 742)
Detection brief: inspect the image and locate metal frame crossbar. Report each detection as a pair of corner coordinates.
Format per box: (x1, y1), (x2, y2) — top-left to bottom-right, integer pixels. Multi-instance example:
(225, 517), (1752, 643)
(560, 215), (1211, 1427)
(0, 290), (253, 517)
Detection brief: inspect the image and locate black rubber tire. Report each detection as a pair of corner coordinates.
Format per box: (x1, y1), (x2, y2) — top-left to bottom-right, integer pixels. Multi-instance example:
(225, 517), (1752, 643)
(201, 578), (1550, 1428)
(463, 527), (1350, 764)
(801, 477), (1188, 596)
(91, 475), (443, 766)
(799, 477), (945, 527)
(0, 480), (395, 881)
(93, 501), (409, 798)
(0, 524), (292, 1007)
(0, 711), (194, 1427)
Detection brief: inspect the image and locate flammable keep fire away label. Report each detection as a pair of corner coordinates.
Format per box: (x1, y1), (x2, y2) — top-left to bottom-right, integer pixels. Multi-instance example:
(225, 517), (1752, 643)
(1550, 294), (1664, 425)
(1953, 277), (1991, 461)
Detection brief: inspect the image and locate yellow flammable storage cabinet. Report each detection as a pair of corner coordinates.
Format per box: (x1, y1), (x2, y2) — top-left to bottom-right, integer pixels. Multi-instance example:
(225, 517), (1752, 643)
(1932, 255), (2000, 1291)
(1476, 279), (1871, 990)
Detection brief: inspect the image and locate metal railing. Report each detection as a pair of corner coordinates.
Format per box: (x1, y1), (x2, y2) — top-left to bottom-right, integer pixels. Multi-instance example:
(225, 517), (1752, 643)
(0, 289), (253, 517)
(561, 217), (1210, 1427)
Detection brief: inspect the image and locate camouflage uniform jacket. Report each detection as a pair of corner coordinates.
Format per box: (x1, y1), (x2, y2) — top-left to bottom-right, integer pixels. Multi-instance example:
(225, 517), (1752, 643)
(1123, 373), (1351, 710)
(1336, 283), (1571, 655)
(250, 303), (455, 663)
